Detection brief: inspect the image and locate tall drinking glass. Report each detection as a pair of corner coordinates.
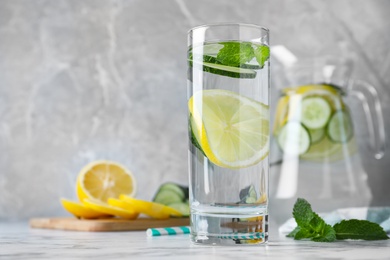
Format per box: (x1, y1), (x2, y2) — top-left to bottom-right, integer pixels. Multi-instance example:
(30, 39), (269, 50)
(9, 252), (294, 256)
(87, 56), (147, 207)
(187, 24), (270, 245)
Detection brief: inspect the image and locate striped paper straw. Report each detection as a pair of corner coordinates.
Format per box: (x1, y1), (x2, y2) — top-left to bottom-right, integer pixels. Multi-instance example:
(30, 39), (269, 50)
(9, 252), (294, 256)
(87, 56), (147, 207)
(218, 232), (265, 240)
(146, 226), (191, 237)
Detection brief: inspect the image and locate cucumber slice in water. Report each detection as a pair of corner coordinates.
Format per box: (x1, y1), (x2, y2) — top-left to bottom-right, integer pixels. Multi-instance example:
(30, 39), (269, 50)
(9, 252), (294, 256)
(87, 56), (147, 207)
(277, 122), (311, 155)
(301, 97), (332, 129)
(309, 128), (325, 144)
(327, 110), (353, 143)
(239, 185), (258, 204)
(191, 60), (256, 79)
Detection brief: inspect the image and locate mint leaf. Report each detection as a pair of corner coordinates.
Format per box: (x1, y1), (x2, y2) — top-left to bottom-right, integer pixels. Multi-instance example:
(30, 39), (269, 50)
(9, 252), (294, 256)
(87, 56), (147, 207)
(216, 42), (255, 67)
(254, 45), (270, 68)
(334, 219), (389, 240)
(289, 198), (336, 242)
(286, 226), (300, 237)
(292, 198), (315, 226)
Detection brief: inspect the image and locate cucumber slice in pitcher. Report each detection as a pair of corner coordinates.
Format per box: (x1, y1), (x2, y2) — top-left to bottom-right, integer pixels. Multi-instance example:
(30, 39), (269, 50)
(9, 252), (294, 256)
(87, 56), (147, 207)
(327, 110), (353, 143)
(277, 122), (311, 155)
(301, 97), (332, 129)
(309, 128), (325, 144)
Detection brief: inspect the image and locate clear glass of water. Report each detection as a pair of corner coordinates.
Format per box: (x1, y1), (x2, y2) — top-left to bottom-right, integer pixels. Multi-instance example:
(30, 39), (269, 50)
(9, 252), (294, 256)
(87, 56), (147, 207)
(187, 23), (270, 245)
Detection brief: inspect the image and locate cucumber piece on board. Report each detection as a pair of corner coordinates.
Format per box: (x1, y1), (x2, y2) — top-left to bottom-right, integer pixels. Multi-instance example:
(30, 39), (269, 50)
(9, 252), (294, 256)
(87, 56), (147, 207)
(153, 189), (183, 205)
(159, 183), (188, 200)
(153, 183), (189, 204)
(168, 202), (190, 217)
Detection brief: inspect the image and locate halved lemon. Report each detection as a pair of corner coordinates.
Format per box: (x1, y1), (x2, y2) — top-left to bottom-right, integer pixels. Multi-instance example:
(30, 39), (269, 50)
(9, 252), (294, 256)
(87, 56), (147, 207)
(60, 198), (110, 219)
(189, 89), (270, 169)
(83, 198), (138, 219)
(119, 195), (182, 219)
(76, 160), (136, 203)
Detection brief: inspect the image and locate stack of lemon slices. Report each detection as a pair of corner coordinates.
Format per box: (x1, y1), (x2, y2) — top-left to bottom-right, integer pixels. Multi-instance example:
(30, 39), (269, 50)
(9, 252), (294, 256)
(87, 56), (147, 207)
(61, 160), (182, 219)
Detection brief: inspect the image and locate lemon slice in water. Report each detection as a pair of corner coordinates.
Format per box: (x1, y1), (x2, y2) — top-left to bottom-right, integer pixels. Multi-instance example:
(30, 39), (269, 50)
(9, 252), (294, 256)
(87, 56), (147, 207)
(189, 89), (269, 169)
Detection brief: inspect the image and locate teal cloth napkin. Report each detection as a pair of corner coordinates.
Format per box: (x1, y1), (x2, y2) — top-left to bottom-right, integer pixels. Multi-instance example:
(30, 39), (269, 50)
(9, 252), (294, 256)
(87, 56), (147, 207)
(279, 207), (390, 234)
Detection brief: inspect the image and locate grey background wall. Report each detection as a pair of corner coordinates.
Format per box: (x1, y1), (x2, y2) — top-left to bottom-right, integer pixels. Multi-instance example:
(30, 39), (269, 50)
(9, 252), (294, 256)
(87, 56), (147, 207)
(0, 0), (389, 220)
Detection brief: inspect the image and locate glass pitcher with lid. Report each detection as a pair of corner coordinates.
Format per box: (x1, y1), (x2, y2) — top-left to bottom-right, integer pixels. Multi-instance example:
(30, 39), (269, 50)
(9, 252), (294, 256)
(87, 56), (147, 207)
(269, 55), (386, 225)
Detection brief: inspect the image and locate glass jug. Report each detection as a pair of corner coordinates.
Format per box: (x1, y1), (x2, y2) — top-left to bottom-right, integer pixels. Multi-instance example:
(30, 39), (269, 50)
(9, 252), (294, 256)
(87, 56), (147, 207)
(269, 55), (386, 225)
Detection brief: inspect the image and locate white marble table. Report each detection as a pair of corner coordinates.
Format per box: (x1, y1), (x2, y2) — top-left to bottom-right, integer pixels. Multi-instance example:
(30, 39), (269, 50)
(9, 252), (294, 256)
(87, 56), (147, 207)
(1, 222), (390, 259)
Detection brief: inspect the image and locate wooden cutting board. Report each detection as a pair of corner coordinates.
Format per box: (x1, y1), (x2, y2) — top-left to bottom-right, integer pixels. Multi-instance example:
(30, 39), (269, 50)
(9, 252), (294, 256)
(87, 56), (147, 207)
(29, 217), (190, 232)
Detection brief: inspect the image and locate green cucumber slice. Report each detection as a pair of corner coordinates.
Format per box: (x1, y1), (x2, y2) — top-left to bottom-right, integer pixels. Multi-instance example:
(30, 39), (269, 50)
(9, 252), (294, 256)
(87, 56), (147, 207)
(153, 189), (183, 205)
(301, 97), (332, 129)
(201, 55), (261, 70)
(277, 122), (311, 155)
(190, 60), (256, 79)
(327, 110), (353, 143)
(239, 185), (258, 204)
(153, 183), (189, 206)
(159, 183), (187, 200)
(309, 128), (325, 144)
(168, 202), (190, 217)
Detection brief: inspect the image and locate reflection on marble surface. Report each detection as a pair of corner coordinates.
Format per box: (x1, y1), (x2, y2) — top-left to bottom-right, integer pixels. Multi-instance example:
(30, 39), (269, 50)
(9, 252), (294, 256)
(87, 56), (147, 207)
(0, 0), (390, 220)
(1, 222), (390, 259)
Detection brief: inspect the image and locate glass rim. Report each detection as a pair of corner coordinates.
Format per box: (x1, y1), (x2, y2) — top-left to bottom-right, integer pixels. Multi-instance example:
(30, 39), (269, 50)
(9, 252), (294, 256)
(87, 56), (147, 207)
(188, 22), (269, 35)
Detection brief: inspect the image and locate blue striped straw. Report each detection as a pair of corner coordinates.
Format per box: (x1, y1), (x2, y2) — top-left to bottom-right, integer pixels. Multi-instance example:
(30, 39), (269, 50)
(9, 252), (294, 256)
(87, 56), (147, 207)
(146, 226), (191, 237)
(218, 232), (265, 240)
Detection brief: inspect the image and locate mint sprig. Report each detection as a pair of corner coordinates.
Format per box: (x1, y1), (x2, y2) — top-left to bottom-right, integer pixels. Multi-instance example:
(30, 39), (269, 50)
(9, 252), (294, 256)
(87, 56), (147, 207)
(216, 42), (255, 67)
(289, 198), (336, 242)
(287, 198), (389, 242)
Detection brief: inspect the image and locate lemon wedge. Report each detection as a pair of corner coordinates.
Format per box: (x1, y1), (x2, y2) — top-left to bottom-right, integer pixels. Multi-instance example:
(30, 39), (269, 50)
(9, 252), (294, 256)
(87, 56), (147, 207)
(189, 89), (269, 169)
(119, 195), (182, 219)
(61, 198), (110, 219)
(83, 198), (138, 219)
(76, 160), (136, 203)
